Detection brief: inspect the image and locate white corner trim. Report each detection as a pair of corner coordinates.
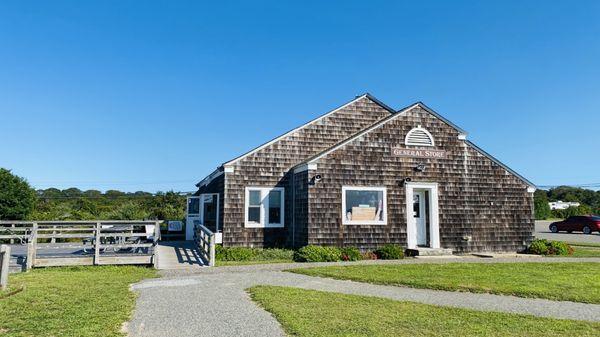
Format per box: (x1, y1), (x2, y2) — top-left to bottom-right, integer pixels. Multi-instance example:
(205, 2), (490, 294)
(224, 95), (371, 166)
(458, 133), (467, 140)
(224, 165), (235, 173)
(405, 182), (440, 249)
(527, 186), (536, 193)
(293, 162), (318, 173)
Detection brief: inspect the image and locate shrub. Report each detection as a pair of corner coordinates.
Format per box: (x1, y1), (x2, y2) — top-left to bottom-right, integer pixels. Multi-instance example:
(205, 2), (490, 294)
(216, 246), (257, 261)
(340, 247), (362, 261)
(255, 248), (295, 261)
(361, 251), (378, 260)
(527, 239), (573, 256)
(528, 239), (548, 255)
(548, 240), (574, 255)
(215, 246), (295, 261)
(374, 244), (405, 260)
(294, 245), (342, 262)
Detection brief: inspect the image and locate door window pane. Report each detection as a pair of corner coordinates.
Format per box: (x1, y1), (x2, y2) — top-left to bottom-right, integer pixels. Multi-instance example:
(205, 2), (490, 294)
(268, 190), (282, 224)
(413, 194), (420, 218)
(188, 198), (200, 215)
(344, 189), (385, 223)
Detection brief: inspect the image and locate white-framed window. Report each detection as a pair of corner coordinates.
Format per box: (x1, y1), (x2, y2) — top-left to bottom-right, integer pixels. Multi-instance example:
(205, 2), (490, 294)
(405, 126), (435, 147)
(342, 186), (387, 225)
(244, 187), (285, 228)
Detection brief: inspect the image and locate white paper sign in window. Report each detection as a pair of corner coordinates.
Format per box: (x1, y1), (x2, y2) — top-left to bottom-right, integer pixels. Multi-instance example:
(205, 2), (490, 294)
(342, 187), (387, 225)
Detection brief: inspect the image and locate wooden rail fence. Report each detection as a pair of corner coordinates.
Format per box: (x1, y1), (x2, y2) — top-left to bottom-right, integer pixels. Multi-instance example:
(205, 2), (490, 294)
(0, 221), (162, 270)
(194, 223), (216, 267)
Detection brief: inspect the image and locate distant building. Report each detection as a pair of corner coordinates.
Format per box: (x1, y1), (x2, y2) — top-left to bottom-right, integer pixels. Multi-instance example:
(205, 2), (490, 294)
(549, 201), (580, 210)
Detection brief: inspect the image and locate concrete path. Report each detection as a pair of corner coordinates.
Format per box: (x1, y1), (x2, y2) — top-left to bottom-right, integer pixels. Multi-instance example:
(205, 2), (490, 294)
(128, 258), (600, 337)
(156, 241), (207, 270)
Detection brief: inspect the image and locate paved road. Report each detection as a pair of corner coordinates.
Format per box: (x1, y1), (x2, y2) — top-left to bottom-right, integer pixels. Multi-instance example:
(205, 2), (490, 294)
(128, 258), (600, 337)
(535, 220), (600, 244)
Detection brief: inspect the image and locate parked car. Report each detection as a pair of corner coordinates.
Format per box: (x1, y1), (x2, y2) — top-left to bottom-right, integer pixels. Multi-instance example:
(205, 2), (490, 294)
(549, 216), (600, 234)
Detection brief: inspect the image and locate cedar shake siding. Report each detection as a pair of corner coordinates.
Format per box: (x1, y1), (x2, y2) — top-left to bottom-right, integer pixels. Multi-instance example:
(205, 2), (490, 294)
(296, 105), (534, 252)
(194, 94), (535, 252)
(222, 95), (395, 247)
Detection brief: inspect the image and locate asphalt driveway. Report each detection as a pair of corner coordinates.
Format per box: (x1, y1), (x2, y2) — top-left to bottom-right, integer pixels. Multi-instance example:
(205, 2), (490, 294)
(535, 220), (600, 244)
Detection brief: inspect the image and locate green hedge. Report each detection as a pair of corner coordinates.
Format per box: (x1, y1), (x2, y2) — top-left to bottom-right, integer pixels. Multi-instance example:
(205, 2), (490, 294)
(215, 245), (294, 261)
(217, 244), (406, 263)
(374, 244), (405, 260)
(294, 245), (342, 262)
(527, 239), (573, 256)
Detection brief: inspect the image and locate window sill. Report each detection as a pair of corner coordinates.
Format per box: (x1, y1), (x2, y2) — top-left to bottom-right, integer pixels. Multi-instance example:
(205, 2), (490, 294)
(342, 221), (387, 226)
(244, 223), (285, 228)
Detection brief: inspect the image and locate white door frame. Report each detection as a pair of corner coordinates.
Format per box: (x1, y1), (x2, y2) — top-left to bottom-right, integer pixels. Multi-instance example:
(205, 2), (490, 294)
(199, 193), (220, 232)
(405, 182), (440, 249)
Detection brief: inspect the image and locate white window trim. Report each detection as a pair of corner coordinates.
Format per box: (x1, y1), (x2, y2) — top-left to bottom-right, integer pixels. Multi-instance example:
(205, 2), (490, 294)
(405, 126), (435, 147)
(341, 186), (387, 225)
(244, 187), (285, 228)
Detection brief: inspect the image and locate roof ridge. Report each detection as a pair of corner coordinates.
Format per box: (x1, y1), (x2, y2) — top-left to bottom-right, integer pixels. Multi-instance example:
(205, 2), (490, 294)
(220, 93), (395, 167)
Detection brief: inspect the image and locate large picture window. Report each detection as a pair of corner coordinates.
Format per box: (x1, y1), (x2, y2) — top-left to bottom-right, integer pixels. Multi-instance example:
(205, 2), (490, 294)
(245, 187), (285, 228)
(342, 186), (387, 225)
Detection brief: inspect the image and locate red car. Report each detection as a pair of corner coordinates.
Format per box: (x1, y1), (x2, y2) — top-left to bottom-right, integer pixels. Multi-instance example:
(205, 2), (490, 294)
(549, 216), (600, 234)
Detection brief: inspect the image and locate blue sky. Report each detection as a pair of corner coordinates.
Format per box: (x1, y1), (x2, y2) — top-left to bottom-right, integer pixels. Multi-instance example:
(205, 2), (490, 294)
(1, 1), (599, 192)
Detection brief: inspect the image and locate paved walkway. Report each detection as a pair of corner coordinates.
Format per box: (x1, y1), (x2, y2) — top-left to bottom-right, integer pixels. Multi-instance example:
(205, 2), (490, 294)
(128, 258), (600, 337)
(156, 241), (206, 270)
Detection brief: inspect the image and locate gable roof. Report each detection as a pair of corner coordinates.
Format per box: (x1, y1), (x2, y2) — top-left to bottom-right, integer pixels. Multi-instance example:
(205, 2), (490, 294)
(293, 102), (535, 189)
(221, 93), (396, 167)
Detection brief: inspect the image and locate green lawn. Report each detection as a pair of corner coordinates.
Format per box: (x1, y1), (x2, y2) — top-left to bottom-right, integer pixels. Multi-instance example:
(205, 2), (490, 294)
(248, 286), (600, 337)
(288, 262), (600, 303)
(571, 246), (600, 257)
(0, 266), (157, 337)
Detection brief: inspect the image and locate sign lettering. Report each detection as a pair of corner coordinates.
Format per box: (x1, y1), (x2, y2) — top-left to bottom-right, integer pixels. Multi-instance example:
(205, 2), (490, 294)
(392, 147), (446, 159)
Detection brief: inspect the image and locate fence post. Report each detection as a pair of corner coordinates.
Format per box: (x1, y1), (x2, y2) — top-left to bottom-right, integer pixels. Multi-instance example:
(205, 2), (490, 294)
(1, 245), (10, 290)
(94, 222), (101, 265)
(10, 224), (15, 244)
(209, 233), (215, 267)
(26, 223), (38, 270)
(51, 225), (57, 244)
(153, 221), (160, 269)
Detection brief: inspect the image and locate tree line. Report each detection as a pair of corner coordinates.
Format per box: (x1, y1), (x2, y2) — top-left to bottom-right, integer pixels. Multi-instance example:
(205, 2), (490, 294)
(0, 168), (188, 221)
(534, 186), (600, 220)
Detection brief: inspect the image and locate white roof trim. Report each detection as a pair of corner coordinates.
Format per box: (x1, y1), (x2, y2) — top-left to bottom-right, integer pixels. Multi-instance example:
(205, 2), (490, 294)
(195, 169), (223, 188)
(293, 163), (318, 173)
(304, 103), (421, 165)
(223, 94), (373, 166)
(298, 103), (536, 189)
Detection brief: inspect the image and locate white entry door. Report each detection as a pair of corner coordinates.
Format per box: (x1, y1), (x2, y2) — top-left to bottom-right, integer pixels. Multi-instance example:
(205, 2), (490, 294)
(186, 196), (201, 240)
(413, 191), (427, 246)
